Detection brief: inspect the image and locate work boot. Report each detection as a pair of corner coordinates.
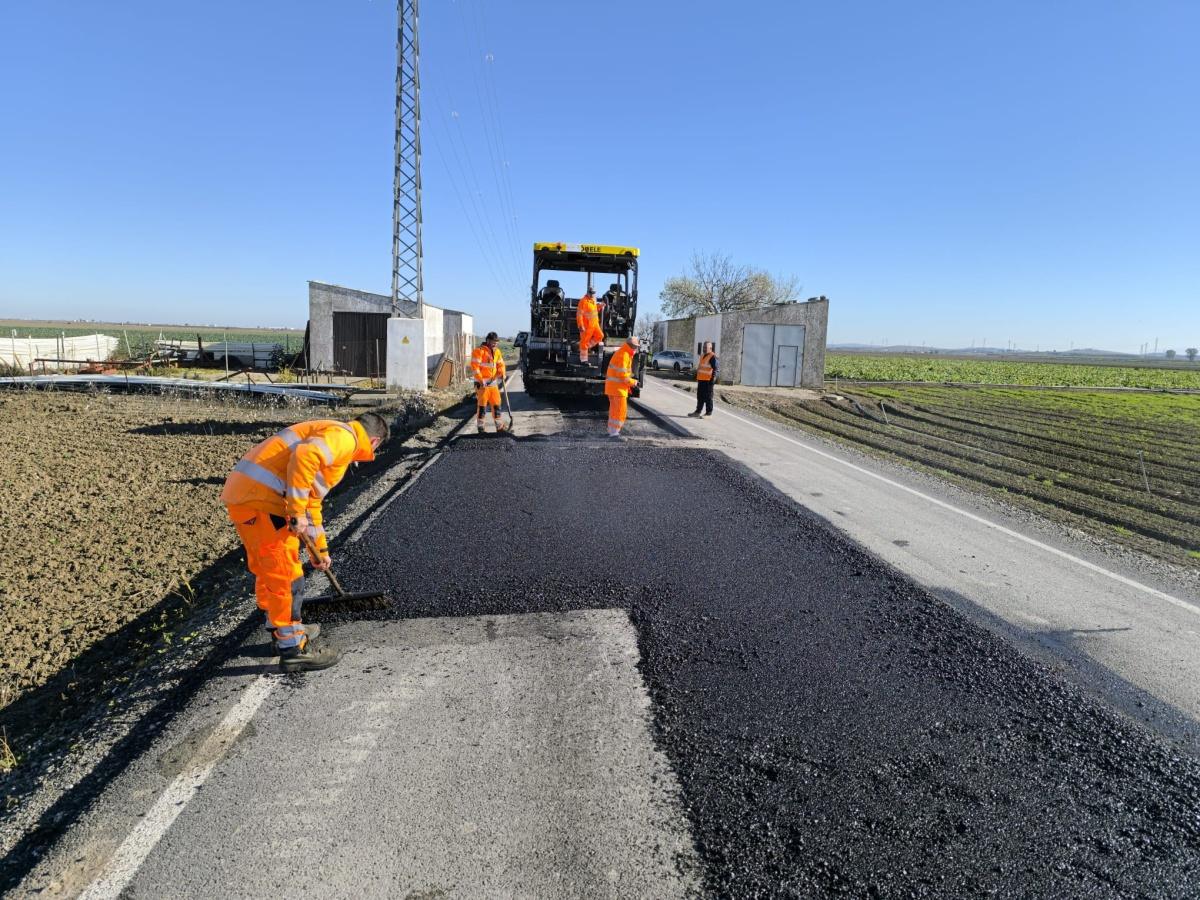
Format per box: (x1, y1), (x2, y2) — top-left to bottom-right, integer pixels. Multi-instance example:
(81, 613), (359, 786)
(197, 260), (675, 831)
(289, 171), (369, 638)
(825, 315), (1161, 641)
(477, 420), (486, 434)
(495, 421), (507, 433)
(279, 639), (340, 673)
(687, 410), (702, 418)
(271, 623), (319, 652)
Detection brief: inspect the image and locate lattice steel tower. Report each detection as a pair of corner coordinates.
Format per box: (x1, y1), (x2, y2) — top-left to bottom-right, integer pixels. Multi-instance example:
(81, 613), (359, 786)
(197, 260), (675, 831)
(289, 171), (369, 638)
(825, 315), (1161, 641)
(392, 0), (424, 315)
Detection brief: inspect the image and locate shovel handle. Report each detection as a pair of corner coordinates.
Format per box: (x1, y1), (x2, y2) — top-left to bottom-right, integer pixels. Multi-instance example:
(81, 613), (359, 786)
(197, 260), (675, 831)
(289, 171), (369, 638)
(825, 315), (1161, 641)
(298, 530), (346, 597)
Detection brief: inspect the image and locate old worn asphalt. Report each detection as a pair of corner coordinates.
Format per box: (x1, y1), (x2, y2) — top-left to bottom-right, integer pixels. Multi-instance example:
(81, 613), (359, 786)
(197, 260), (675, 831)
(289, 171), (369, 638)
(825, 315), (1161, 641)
(10, 383), (1200, 897)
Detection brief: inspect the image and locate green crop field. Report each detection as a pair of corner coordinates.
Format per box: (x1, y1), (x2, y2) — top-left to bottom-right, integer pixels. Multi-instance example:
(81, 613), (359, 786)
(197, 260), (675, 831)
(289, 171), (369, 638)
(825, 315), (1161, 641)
(727, 384), (1200, 567)
(825, 354), (1200, 390)
(0, 320), (304, 345)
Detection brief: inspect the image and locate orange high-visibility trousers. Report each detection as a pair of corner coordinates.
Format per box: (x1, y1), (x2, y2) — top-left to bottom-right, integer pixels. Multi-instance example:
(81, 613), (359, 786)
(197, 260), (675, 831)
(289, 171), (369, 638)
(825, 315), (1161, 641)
(226, 503), (308, 647)
(607, 393), (628, 436)
(476, 384), (501, 408)
(578, 322), (604, 356)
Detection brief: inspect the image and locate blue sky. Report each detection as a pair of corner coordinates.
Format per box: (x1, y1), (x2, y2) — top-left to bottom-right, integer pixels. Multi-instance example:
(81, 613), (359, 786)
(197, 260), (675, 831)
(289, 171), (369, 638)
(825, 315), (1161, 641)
(1, 1), (1197, 352)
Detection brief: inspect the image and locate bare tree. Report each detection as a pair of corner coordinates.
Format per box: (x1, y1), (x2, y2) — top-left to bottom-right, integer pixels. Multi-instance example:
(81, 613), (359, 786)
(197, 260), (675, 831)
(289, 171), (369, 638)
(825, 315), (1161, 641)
(636, 312), (662, 347)
(1187, 348), (1198, 362)
(1165, 349), (1177, 359)
(659, 251), (802, 318)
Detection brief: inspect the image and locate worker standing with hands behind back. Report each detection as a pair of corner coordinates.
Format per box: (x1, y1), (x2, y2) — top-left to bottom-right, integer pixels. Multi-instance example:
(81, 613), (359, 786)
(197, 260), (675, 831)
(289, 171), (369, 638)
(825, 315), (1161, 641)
(472, 331), (508, 434)
(604, 335), (640, 438)
(688, 341), (719, 418)
(221, 413), (390, 672)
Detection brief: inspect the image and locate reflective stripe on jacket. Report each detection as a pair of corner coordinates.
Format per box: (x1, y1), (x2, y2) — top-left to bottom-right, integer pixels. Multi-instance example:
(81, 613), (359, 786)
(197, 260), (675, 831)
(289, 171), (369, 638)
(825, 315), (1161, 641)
(576, 296), (600, 327)
(471, 345), (506, 384)
(604, 344), (638, 398)
(220, 419), (375, 523)
(697, 352), (716, 382)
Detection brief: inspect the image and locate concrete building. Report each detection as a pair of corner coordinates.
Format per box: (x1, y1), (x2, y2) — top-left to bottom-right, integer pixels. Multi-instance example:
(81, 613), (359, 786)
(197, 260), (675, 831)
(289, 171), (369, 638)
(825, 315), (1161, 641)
(307, 281), (475, 377)
(653, 297), (829, 388)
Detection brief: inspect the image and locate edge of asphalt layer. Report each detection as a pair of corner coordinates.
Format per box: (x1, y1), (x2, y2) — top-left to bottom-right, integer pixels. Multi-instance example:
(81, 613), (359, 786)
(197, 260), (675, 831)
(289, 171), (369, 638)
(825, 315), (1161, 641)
(629, 395), (692, 438)
(326, 440), (1200, 896)
(668, 379), (1200, 605)
(0, 400), (479, 891)
(713, 451), (1200, 754)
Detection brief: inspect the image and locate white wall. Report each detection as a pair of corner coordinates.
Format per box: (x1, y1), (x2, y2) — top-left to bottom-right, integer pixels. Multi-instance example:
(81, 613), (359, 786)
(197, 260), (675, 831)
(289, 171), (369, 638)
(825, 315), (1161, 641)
(386, 317), (427, 392)
(422, 305), (444, 368)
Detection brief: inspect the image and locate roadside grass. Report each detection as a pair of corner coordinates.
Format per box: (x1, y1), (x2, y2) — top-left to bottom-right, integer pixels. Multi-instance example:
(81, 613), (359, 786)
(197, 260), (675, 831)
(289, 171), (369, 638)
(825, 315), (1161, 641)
(825, 353), (1200, 390)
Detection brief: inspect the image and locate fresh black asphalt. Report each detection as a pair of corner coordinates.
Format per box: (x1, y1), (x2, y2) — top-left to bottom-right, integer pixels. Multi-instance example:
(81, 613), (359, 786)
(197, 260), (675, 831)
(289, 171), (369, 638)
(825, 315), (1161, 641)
(323, 433), (1200, 898)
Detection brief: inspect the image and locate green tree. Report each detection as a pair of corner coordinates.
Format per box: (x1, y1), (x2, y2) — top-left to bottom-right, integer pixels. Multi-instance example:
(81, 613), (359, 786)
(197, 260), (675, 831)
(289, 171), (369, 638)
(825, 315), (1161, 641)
(1187, 348), (1199, 362)
(1165, 349), (1176, 359)
(659, 251), (800, 318)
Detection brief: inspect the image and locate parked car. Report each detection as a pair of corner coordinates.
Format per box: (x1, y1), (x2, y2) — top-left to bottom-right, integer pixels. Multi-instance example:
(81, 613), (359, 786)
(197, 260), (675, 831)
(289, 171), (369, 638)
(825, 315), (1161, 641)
(650, 349), (695, 372)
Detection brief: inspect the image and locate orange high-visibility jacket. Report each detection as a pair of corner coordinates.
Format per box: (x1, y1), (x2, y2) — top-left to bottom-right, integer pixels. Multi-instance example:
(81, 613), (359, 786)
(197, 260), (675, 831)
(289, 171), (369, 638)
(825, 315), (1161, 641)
(576, 295), (601, 329)
(471, 344), (506, 384)
(604, 343), (638, 398)
(220, 419), (376, 527)
(697, 352), (716, 382)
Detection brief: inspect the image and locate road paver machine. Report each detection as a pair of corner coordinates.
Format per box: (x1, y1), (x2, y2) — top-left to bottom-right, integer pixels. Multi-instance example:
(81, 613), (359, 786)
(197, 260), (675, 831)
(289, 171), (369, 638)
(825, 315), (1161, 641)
(519, 241), (645, 397)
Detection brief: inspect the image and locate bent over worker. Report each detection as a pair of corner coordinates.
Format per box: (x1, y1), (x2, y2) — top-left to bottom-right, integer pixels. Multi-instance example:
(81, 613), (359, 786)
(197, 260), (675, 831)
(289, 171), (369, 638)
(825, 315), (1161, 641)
(576, 286), (605, 363)
(604, 335), (640, 438)
(688, 341), (720, 418)
(221, 413), (390, 672)
(471, 331), (507, 434)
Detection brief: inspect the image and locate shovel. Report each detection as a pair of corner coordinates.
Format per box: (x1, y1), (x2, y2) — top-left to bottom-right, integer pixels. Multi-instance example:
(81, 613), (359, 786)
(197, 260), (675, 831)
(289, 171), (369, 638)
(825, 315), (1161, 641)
(501, 375), (516, 434)
(299, 532), (389, 609)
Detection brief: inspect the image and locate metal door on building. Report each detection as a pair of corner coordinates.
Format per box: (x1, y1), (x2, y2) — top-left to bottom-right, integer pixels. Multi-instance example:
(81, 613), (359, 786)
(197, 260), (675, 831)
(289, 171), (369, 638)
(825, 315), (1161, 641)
(776, 345), (798, 387)
(741, 323), (805, 387)
(332, 312), (389, 376)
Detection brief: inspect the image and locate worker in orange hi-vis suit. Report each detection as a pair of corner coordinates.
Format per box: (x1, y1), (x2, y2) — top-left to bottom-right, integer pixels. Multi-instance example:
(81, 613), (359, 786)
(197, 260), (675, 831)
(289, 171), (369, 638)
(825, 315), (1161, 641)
(471, 331), (508, 434)
(604, 335), (641, 438)
(576, 286), (605, 363)
(221, 412), (390, 672)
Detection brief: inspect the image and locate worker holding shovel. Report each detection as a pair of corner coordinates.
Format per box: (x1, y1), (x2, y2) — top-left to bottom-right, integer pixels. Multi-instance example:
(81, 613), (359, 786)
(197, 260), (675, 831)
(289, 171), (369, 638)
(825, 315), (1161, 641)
(221, 412), (390, 672)
(472, 331), (508, 434)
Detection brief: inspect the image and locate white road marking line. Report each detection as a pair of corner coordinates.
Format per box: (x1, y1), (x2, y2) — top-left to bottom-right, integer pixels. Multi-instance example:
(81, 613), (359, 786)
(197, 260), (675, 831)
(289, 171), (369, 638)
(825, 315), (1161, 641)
(647, 382), (1200, 618)
(78, 675), (277, 900)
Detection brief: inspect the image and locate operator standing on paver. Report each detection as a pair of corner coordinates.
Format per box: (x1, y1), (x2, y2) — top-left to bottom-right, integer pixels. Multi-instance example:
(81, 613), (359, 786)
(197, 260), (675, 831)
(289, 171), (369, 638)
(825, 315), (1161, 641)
(472, 331), (508, 434)
(221, 412), (390, 672)
(605, 334), (640, 438)
(688, 341), (720, 418)
(576, 286), (605, 363)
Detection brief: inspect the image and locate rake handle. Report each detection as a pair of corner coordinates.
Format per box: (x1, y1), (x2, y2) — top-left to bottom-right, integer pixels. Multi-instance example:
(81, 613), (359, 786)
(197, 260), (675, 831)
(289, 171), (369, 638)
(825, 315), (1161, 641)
(298, 530), (346, 597)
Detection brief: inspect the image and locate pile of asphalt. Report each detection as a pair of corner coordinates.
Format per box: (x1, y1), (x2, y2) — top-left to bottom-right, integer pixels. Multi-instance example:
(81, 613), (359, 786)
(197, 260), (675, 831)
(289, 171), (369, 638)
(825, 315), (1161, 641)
(331, 437), (1200, 897)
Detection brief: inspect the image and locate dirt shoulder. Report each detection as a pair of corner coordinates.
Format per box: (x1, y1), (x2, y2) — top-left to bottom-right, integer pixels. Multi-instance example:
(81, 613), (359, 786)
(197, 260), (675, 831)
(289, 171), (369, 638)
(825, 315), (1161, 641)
(0, 385), (468, 774)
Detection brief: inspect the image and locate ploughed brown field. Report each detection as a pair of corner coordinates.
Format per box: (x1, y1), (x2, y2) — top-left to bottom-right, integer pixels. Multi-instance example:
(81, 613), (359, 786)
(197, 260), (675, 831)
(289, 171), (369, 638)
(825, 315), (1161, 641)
(0, 390), (303, 717)
(0, 386), (461, 776)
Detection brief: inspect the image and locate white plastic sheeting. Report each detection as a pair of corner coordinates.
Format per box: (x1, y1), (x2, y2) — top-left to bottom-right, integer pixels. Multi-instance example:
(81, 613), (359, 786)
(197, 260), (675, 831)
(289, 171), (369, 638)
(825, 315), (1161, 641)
(0, 333), (119, 369)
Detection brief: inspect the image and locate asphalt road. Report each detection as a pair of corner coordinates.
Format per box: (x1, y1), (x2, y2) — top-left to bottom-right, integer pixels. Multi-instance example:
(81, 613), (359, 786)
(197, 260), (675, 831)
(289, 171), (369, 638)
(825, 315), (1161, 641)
(636, 377), (1200, 745)
(11, 379), (1200, 897)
